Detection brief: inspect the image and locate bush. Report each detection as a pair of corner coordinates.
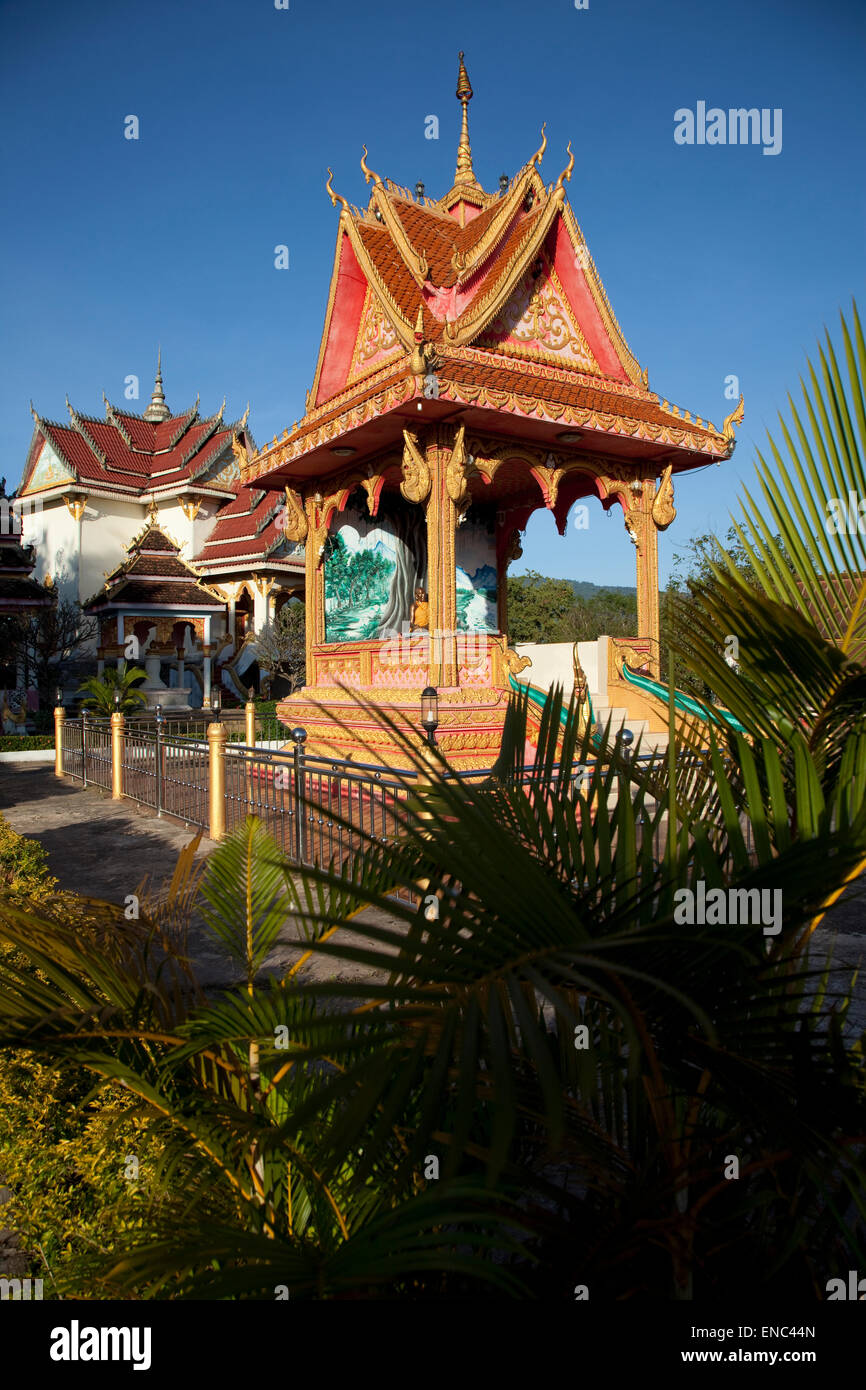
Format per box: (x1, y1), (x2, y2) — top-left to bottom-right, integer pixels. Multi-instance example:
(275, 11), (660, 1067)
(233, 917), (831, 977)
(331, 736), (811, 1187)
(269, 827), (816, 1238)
(0, 813), (163, 1296)
(0, 814), (56, 900)
(0, 735), (55, 752)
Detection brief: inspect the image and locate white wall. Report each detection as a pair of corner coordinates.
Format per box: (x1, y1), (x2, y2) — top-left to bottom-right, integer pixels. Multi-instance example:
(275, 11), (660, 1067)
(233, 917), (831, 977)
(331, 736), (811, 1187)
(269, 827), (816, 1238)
(513, 640), (606, 699)
(79, 499), (143, 604)
(22, 497), (79, 605)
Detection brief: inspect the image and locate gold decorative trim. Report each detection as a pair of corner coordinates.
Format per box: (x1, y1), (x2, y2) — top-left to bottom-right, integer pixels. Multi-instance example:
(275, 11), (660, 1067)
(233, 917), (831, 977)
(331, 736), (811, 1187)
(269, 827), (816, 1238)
(559, 199), (643, 386)
(721, 394), (745, 446)
(651, 463), (676, 530)
(400, 430), (432, 503)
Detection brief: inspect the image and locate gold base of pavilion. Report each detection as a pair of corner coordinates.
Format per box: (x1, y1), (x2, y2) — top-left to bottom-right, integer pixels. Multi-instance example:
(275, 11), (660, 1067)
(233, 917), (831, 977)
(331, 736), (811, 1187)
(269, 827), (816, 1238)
(275, 682), (511, 771)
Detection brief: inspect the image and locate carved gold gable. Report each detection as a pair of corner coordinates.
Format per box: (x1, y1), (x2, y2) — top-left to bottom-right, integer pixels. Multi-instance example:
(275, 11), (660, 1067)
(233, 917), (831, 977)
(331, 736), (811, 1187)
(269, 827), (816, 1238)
(346, 286), (402, 384)
(476, 258), (601, 374)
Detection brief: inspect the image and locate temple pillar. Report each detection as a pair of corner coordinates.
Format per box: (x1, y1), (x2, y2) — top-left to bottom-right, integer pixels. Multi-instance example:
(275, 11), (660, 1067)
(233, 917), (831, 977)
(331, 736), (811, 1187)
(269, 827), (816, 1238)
(424, 427), (459, 688)
(627, 476), (661, 680)
(202, 648), (212, 707)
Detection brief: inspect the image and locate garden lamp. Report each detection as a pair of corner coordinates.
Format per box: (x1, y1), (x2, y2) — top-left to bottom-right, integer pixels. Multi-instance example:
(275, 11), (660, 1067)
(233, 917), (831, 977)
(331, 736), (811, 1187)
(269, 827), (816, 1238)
(212, 687), (222, 716)
(55, 686), (63, 706)
(421, 686), (439, 748)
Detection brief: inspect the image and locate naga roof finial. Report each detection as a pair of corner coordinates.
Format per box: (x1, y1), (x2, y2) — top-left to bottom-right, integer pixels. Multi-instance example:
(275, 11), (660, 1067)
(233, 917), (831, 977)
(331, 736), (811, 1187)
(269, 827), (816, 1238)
(325, 167), (349, 212)
(555, 140), (574, 193)
(531, 123), (547, 169)
(454, 51), (478, 187)
(360, 144), (382, 186)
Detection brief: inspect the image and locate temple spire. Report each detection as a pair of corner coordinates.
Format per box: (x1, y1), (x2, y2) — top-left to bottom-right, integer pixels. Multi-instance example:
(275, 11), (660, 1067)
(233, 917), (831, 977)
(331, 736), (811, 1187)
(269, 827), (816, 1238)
(143, 346), (171, 422)
(454, 52), (478, 187)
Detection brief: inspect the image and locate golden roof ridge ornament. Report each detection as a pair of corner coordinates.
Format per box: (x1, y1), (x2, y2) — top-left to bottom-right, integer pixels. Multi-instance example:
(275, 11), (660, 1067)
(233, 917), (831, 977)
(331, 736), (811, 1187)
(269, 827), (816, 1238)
(325, 168), (349, 212)
(531, 123), (547, 169)
(360, 145), (383, 187)
(454, 51), (478, 187)
(555, 140), (574, 194)
(721, 393), (745, 446)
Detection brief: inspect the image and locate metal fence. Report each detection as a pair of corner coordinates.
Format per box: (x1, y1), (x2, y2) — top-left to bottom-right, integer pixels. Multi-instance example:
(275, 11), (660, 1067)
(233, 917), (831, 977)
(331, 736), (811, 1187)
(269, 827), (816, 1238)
(57, 719), (755, 880)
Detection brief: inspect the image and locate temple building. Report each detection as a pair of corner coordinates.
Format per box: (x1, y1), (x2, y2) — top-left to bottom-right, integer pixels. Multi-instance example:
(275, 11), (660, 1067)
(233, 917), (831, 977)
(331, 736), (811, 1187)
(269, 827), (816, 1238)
(83, 513), (227, 710)
(238, 54), (744, 765)
(14, 357), (305, 704)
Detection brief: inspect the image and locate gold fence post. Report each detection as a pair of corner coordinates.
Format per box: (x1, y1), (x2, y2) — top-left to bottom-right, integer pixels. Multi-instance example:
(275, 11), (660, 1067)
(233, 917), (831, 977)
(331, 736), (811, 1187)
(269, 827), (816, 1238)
(54, 700), (65, 778)
(207, 720), (227, 841)
(245, 697), (256, 748)
(110, 710), (125, 799)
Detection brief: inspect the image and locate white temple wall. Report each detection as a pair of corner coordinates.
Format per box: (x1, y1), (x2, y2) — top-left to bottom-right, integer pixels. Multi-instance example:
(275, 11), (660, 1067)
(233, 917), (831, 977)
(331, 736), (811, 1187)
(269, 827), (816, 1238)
(22, 497), (80, 604)
(513, 640), (605, 700)
(79, 500), (143, 606)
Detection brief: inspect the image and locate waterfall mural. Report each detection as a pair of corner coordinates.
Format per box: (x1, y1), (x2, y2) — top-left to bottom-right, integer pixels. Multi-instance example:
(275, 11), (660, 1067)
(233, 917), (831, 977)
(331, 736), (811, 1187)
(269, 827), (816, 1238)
(324, 492), (426, 642)
(455, 506), (497, 632)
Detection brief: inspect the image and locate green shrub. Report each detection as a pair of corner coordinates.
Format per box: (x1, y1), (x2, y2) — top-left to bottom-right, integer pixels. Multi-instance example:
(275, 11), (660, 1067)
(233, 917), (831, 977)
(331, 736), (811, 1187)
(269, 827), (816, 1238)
(0, 814), (56, 900)
(0, 735), (55, 752)
(0, 813), (163, 1296)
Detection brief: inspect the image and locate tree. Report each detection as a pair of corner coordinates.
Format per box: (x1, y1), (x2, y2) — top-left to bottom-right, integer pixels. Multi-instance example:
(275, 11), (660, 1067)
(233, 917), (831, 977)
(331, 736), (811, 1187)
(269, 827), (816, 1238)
(659, 527), (760, 698)
(9, 598), (98, 707)
(77, 665), (147, 715)
(256, 603), (306, 691)
(1, 687), (864, 1299)
(507, 572), (637, 645)
(506, 571), (576, 642)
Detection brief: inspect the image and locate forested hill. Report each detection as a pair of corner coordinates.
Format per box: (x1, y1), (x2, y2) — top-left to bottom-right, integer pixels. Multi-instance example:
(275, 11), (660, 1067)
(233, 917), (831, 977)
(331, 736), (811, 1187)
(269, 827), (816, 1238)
(506, 571), (637, 644)
(568, 580), (637, 600)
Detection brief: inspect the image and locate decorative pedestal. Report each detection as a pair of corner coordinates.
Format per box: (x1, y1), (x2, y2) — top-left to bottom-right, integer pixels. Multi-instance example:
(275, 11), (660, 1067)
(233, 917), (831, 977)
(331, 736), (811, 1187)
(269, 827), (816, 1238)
(276, 634), (524, 770)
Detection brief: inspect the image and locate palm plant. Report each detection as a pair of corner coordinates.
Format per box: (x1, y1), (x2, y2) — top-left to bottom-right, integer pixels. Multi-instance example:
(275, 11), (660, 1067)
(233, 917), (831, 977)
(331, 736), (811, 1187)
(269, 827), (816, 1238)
(77, 664), (148, 715)
(1, 306), (865, 1299)
(0, 686), (864, 1299)
(672, 302), (866, 780)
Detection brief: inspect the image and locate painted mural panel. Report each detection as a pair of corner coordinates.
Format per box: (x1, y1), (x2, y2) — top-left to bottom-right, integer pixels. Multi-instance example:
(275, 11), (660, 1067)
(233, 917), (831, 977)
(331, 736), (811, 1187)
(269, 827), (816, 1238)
(324, 493), (426, 642)
(456, 507), (497, 632)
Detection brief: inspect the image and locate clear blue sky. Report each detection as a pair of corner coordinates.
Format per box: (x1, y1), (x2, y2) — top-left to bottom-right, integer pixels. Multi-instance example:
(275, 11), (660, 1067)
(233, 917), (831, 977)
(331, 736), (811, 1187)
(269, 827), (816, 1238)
(2, 0), (863, 587)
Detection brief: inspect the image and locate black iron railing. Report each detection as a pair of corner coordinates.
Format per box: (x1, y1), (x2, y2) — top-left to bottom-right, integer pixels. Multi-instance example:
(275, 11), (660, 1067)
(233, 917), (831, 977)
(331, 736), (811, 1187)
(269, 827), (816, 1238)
(57, 718), (755, 878)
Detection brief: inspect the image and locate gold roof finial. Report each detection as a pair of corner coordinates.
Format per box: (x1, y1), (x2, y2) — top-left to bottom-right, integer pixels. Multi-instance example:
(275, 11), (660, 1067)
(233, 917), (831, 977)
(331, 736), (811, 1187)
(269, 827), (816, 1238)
(454, 51), (477, 187)
(531, 123), (547, 169)
(325, 167), (349, 212)
(360, 145), (382, 186)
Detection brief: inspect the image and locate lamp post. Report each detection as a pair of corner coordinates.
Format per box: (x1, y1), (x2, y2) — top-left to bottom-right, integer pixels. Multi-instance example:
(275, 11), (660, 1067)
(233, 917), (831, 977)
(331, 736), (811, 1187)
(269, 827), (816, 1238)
(211, 687), (222, 719)
(421, 686), (439, 749)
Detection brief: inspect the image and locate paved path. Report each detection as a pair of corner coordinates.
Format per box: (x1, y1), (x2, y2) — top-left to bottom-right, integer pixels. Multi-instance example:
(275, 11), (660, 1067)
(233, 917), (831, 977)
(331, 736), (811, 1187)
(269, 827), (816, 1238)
(0, 763), (400, 991)
(1, 763), (863, 1026)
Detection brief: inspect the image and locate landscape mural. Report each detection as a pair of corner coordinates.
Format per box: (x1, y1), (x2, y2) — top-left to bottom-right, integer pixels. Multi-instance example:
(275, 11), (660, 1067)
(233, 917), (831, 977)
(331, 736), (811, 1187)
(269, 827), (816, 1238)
(455, 507), (497, 632)
(324, 493), (426, 642)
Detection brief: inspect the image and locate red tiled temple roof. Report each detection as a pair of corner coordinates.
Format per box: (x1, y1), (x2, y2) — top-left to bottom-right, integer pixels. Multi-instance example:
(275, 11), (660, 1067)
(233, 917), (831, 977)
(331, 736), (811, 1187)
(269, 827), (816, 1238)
(242, 61), (743, 490)
(84, 520), (223, 610)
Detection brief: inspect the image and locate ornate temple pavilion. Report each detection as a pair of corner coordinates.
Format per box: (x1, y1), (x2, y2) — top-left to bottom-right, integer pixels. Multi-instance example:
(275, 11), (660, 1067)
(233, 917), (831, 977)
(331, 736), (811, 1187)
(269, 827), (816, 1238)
(238, 54), (743, 765)
(83, 513), (226, 709)
(15, 359), (305, 704)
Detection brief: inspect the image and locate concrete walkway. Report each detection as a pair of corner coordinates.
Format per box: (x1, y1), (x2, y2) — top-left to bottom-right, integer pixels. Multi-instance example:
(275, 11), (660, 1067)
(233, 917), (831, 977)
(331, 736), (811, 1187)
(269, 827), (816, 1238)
(0, 763), (401, 990)
(0, 763), (863, 1025)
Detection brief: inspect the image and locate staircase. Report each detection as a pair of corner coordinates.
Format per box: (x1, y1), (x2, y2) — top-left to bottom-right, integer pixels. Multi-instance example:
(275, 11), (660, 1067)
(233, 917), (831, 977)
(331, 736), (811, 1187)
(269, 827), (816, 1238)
(590, 702), (670, 757)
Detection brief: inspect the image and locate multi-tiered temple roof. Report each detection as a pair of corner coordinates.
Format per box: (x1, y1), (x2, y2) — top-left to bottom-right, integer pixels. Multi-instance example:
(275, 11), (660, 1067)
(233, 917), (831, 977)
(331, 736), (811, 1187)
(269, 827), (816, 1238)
(84, 515), (224, 615)
(242, 52), (742, 520)
(21, 357), (253, 504)
(19, 358), (298, 578)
